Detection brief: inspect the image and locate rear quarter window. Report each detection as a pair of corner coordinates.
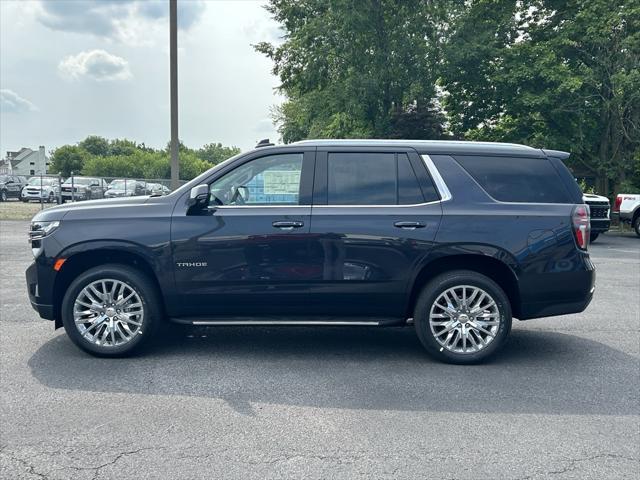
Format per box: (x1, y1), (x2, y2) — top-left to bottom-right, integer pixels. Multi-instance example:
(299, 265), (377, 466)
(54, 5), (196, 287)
(454, 155), (571, 203)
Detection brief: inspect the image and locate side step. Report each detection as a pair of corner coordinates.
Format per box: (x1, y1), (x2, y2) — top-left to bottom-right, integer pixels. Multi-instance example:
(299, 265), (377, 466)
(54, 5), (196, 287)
(169, 316), (408, 327)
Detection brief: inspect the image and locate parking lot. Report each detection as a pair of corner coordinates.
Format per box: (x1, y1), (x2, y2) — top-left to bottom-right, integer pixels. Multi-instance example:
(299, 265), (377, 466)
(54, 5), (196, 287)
(0, 219), (638, 479)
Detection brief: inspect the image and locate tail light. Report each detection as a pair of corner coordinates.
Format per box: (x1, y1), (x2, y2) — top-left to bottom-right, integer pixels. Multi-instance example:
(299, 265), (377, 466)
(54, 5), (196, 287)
(613, 195), (622, 212)
(572, 204), (590, 250)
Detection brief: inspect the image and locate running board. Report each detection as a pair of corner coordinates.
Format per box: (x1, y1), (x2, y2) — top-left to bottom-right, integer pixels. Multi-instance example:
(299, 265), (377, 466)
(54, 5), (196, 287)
(169, 316), (407, 327)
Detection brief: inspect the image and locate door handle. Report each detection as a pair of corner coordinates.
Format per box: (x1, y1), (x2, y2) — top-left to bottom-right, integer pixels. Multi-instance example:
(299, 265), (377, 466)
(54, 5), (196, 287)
(272, 220), (304, 230)
(394, 221), (426, 230)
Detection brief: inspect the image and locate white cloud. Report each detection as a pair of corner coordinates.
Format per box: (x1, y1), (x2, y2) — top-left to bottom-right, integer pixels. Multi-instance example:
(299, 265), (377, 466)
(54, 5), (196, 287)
(0, 89), (38, 113)
(59, 49), (132, 81)
(36, 0), (205, 44)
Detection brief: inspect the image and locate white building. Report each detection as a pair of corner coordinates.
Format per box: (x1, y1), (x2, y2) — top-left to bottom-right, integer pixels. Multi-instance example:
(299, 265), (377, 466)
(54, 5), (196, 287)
(0, 146), (50, 176)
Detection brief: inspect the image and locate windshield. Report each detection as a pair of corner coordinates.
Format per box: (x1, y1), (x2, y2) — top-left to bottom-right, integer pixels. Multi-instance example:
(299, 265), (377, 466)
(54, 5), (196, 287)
(27, 177), (57, 186)
(63, 178), (93, 185)
(108, 180), (134, 189)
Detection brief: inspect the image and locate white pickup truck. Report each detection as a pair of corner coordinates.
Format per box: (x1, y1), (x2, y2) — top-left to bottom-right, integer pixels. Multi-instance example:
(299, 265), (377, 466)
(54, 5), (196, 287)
(614, 193), (640, 237)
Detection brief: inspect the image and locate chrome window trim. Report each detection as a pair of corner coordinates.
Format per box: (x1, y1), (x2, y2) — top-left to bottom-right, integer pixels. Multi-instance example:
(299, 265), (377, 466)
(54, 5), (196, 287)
(421, 154), (452, 202)
(212, 204), (309, 209)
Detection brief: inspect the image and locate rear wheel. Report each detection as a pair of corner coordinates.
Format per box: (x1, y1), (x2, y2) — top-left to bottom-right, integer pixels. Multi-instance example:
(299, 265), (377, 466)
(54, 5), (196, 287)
(61, 264), (161, 357)
(414, 270), (512, 364)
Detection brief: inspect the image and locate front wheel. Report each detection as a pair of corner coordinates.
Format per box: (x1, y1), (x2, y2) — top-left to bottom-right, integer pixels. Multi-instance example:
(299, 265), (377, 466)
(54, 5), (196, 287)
(61, 264), (162, 357)
(414, 270), (512, 364)
(589, 232), (600, 242)
(634, 216), (640, 238)
(0, 190), (7, 202)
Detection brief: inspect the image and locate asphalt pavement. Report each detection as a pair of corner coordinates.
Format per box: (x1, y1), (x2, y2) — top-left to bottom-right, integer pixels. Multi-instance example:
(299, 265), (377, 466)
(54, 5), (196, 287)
(1, 220), (638, 479)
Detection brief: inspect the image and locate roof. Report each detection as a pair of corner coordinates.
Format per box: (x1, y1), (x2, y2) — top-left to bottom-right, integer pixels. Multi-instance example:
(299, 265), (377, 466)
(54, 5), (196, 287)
(291, 139), (547, 157)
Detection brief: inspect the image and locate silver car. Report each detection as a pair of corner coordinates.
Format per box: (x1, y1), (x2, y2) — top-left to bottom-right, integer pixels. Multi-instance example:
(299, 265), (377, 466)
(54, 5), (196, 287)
(21, 177), (60, 203)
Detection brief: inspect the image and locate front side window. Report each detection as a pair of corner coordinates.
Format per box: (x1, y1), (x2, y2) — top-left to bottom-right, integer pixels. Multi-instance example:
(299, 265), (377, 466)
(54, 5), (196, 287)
(327, 152), (427, 205)
(210, 153), (303, 206)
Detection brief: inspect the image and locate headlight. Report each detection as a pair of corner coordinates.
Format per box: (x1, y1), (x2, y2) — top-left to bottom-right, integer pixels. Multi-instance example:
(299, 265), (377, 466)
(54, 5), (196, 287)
(29, 221), (60, 241)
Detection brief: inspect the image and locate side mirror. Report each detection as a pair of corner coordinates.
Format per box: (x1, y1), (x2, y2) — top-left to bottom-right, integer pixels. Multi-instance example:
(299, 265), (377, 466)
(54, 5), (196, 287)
(188, 184), (210, 208)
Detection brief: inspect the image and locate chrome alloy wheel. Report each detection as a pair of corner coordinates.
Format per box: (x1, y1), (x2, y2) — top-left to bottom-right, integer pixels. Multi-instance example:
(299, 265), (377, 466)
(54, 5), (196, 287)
(73, 279), (144, 347)
(429, 285), (501, 354)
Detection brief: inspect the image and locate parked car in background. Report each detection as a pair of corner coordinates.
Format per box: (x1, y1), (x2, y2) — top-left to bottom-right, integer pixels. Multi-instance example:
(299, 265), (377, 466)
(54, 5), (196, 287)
(614, 193), (640, 237)
(21, 177), (61, 203)
(60, 177), (108, 202)
(104, 179), (146, 198)
(146, 183), (171, 196)
(26, 140), (595, 363)
(582, 193), (610, 242)
(0, 174), (28, 201)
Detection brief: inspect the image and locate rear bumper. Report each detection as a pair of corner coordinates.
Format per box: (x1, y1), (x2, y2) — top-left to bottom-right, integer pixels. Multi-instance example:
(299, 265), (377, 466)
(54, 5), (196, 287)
(26, 262), (55, 320)
(519, 287), (594, 319)
(517, 255), (596, 320)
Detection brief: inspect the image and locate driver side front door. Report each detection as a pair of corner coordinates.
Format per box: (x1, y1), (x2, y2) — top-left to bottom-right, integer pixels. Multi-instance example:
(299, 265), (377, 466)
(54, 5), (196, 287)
(170, 150), (319, 319)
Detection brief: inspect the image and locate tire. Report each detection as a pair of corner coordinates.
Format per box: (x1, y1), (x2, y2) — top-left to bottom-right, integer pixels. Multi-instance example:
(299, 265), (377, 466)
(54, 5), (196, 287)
(634, 215), (640, 238)
(0, 190), (7, 202)
(589, 232), (599, 242)
(414, 270), (512, 364)
(21, 198), (29, 203)
(61, 264), (162, 357)
(47, 192), (54, 203)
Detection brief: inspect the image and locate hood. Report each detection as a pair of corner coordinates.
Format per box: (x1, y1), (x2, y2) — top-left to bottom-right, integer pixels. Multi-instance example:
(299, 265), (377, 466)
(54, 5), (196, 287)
(583, 193), (609, 203)
(32, 195), (152, 222)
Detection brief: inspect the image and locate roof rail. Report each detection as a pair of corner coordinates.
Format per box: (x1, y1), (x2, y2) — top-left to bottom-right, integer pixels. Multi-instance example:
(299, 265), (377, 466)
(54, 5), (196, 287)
(256, 139), (274, 148)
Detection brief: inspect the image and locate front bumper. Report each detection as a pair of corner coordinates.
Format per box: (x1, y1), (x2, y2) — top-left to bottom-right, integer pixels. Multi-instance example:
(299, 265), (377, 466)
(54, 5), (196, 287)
(22, 190), (53, 200)
(590, 218), (611, 233)
(61, 191), (87, 200)
(26, 262), (55, 320)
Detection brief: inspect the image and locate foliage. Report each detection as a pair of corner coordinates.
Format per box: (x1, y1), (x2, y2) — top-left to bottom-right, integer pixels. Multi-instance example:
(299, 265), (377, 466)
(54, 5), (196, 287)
(197, 143), (241, 165)
(440, 0), (640, 194)
(257, 0), (639, 194)
(255, 0), (462, 141)
(577, 178), (596, 195)
(50, 136), (239, 180)
(49, 145), (86, 177)
(79, 135), (110, 157)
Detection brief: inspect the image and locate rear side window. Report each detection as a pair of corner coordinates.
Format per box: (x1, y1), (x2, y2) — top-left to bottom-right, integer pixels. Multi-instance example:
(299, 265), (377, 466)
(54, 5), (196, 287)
(327, 152), (426, 205)
(454, 156), (571, 203)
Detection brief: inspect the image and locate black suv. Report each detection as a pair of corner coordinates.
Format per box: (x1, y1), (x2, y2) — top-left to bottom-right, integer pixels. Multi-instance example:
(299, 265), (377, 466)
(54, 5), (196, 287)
(26, 140), (595, 363)
(0, 174), (28, 201)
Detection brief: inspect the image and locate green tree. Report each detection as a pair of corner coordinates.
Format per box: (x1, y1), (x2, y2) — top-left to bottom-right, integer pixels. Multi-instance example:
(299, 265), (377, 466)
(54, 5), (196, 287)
(79, 136), (110, 157)
(255, 0), (461, 142)
(441, 0), (640, 194)
(197, 143), (241, 165)
(49, 145), (87, 177)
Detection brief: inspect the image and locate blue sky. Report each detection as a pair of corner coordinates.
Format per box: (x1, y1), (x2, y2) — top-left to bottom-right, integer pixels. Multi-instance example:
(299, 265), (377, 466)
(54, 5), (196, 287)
(0, 0), (283, 156)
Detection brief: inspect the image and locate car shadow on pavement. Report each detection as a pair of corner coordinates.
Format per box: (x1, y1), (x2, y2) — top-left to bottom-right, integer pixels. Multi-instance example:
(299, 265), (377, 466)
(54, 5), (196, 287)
(28, 327), (639, 416)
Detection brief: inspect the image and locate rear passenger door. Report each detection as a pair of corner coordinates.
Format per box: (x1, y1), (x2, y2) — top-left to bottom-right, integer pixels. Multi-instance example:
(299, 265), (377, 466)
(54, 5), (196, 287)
(307, 147), (442, 319)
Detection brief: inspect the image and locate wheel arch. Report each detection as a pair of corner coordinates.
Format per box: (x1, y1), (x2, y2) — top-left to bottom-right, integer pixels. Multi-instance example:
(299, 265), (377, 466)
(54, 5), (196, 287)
(52, 246), (165, 328)
(406, 254), (522, 319)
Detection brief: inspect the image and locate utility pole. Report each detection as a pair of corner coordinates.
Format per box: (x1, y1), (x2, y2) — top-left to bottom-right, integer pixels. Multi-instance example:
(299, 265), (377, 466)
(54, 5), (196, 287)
(169, 0), (179, 189)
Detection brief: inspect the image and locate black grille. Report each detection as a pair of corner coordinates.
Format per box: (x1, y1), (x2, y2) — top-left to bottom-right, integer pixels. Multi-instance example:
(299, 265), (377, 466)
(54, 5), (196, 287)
(589, 206), (609, 219)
